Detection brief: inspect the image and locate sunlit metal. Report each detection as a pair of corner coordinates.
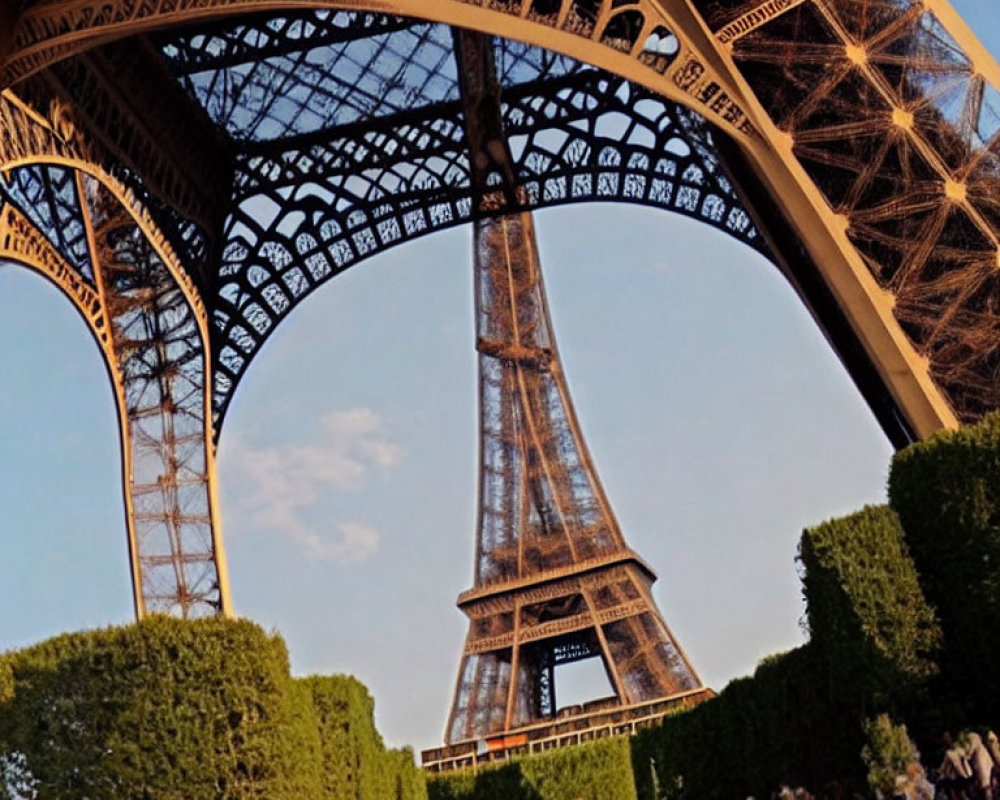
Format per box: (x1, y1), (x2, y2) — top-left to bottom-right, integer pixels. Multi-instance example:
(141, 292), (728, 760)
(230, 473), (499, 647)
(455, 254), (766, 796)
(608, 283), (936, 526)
(0, 0), (995, 705)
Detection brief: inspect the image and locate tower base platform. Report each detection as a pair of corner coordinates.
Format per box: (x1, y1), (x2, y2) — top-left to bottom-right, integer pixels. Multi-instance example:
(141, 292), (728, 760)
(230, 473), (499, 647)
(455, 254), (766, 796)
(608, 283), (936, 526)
(421, 687), (714, 773)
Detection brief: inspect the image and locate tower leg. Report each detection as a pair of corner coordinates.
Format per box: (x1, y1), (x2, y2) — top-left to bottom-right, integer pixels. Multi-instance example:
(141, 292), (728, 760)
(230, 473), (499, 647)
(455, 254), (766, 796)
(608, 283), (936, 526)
(0, 166), (231, 619)
(77, 174), (232, 619)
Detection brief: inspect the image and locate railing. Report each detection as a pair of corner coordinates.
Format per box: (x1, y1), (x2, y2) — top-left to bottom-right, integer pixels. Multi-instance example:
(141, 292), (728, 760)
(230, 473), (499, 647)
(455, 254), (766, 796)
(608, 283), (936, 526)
(421, 687), (713, 773)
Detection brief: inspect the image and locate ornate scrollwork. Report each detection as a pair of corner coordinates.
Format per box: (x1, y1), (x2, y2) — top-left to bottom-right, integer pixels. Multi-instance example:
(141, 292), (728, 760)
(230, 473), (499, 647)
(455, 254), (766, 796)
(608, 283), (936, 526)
(0, 88), (231, 617)
(1, 0), (997, 623)
(0, 197), (107, 343)
(5, 0), (758, 141)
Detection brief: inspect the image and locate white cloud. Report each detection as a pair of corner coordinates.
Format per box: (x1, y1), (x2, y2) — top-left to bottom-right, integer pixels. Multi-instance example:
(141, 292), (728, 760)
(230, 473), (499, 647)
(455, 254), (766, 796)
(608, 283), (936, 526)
(221, 408), (401, 564)
(282, 519), (381, 564)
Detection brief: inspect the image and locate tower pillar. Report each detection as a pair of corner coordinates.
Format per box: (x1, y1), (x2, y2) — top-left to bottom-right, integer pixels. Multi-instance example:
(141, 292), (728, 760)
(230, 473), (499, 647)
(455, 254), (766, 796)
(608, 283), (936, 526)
(0, 149), (231, 618)
(436, 31), (710, 762)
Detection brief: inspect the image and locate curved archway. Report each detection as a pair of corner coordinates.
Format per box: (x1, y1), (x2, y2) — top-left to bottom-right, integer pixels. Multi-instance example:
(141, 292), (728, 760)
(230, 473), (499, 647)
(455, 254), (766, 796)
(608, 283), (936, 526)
(203, 37), (770, 426)
(5, 0), (986, 440)
(3, 0), (753, 142)
(0, 164), (232, 618)
(0, 0), (995, 633)
(206, 204), (893, 749)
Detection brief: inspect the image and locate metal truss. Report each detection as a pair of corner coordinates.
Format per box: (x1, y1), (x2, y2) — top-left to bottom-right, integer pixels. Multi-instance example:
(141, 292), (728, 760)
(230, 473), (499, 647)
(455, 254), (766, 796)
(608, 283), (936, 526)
(719, 0), (1000, 424)
(166, 16), (767, 421)
(77, 174), (231, 617)
(0, 0), (996, 622)
(3, 0), (993, 439)
(446, 210), (704, 743)
(0, 141), (232, 618)
(445, 30), (704, 744)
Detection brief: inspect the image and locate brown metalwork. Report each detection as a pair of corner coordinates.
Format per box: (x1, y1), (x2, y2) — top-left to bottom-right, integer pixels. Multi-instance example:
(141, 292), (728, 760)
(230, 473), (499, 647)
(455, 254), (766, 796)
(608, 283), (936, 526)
(446, 209), (704, 742)
(714, 0), (1000, 424)
(0, 0), (995, 665)
(77, 174), (231, 617)
(0, 91), (232, 617)
(13, 38), (233, 241)
(3, 0), (993, 441)
(2, 0), (758, 141)
(443, 30), (704, 743)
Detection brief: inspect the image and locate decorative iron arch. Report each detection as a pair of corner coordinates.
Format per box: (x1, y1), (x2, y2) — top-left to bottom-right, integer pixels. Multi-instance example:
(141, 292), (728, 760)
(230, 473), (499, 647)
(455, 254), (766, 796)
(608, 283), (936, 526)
(181, 22), (772, 425)
(1, 0), (997, 622)
(0, 185), (109, 352)
(2, 0), (757, 144)
(0, 154), (233, 620)
(4, 0), (976, 442)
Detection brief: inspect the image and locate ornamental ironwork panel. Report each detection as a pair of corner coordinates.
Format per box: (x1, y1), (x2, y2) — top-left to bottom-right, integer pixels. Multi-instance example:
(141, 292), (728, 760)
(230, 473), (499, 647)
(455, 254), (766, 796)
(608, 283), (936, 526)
(0, 0), (995, 665)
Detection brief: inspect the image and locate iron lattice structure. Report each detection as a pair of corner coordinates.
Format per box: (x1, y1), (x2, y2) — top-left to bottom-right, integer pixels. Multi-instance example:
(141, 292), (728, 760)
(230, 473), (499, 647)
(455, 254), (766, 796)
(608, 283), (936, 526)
(445, 29), (705, 742)
(449, 205), (705, 740)
(0, 0), (996, 733)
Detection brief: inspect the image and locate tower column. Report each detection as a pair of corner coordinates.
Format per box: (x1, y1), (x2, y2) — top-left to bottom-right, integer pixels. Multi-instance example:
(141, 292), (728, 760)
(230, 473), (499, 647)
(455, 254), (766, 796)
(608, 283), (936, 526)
(443, 30), (708, 748)
(0, 159), (232, 619)
(76, 173), (232, 619)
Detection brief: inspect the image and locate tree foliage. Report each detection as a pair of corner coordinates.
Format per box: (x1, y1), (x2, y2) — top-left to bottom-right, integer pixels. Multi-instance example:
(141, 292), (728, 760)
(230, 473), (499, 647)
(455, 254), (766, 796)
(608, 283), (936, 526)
(889, 411), (1000, 723)
(800, 505), (941, 702)
(630, 644), (866, 800)
(427, 738), (637, 800)
(0, 617), (426, 800)
(861, 714), (915, 798)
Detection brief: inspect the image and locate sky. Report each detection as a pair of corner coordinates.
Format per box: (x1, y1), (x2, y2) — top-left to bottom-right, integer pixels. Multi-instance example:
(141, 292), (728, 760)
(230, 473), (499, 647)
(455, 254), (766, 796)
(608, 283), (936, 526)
(0, 1), (997, 754)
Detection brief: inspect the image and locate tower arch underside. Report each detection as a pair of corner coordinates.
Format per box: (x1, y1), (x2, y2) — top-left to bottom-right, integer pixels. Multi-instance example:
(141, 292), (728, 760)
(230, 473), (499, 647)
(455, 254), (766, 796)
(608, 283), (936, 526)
(6, 7), (775, 431)
(2, 0), (997, 443)
(0, 187), (111, 357)
(201, 48), (773, 428)
(0, 157), (232, 619)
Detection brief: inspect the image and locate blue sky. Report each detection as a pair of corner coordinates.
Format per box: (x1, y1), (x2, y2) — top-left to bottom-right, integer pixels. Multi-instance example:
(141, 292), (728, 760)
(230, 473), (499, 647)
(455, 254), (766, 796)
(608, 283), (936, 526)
(0, 2), (997, 752)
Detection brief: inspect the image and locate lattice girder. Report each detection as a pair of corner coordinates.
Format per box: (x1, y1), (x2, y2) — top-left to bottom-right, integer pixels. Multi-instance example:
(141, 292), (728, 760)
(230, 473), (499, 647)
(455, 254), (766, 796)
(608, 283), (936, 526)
(717, 0), (1000, 424)
(4, 0), (989, 440)
(446, 206), (703, 743)
(150, 13), (764, 423)
(1, 0), (998, 626)
(3, 0), (758, 143)
(77, 174), (230, 617)
(211, 42), (766, 423)
(0, 107), (233, 618)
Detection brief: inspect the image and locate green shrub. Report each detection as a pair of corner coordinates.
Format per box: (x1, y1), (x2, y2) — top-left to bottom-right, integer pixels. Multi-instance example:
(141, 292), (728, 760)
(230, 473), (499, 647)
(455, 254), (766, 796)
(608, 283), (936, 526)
(427, 737), (636, 800)
(629, 506), (942, 800)
(889, 411), (1000, 721)
(631, 644), (864, 800)
(800, 505), (941, 706)
(296, 674), (425, 800)
(861, 714), (915, 797)
(0, 617), (426, 800)
(0, 662), (11, 705)
(0, 616), (298, 800)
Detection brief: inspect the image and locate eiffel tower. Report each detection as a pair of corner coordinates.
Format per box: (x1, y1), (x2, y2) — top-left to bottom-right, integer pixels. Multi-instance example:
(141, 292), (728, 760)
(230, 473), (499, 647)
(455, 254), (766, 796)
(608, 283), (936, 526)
(0, 0), (996, 752)
(443, 205), (710, 749)
(434, 31), (708, 759)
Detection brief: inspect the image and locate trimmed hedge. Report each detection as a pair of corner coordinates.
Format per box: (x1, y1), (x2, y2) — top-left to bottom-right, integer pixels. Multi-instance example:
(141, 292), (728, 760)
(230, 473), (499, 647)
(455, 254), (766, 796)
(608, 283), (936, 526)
(631, 644), (864, 800)
(800, 505), (941, 707)
(628, 506), (943, 800)
(0, 617), (426, 800)
(427, 737), (637, 800)
(861, 714), (916, 797)
(889, 411), (1000, 723)
(297, 675), (426, 800)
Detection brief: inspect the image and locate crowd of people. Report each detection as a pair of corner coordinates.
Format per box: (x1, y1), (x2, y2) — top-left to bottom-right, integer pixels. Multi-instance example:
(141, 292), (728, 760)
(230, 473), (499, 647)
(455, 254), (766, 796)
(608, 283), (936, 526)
(928, 731), (1000, 800)
(765, 730), (1000, 800)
